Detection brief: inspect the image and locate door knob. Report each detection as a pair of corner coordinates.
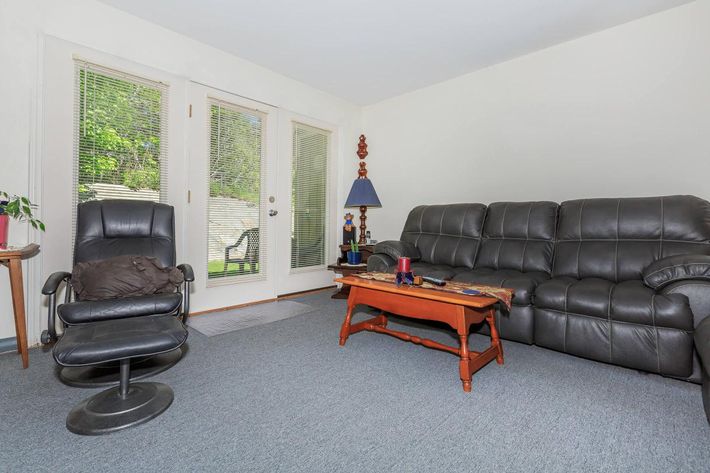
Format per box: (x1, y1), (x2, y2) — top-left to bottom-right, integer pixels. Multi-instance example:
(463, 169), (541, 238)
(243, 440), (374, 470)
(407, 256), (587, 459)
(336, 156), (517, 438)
(269, 209), (278, 216)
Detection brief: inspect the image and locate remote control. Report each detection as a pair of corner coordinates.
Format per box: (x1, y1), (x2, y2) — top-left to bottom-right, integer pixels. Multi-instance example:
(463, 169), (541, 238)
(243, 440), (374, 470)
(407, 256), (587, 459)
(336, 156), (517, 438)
(422, 276), (446, 286)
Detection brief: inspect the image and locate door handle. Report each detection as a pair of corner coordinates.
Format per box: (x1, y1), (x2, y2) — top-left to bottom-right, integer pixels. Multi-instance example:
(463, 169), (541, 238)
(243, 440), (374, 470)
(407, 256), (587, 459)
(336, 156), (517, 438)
(269, 209), (278, 216)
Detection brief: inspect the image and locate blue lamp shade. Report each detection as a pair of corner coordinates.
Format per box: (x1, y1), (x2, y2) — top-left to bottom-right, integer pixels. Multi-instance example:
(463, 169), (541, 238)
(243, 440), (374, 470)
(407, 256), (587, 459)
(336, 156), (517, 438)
(345, 178), (382, 208)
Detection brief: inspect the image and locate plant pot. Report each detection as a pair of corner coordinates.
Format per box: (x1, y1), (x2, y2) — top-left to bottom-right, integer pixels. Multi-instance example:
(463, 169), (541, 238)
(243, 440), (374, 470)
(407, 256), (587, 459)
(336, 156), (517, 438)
(346, 250), (362, 265)
(0, 214), (8, 249)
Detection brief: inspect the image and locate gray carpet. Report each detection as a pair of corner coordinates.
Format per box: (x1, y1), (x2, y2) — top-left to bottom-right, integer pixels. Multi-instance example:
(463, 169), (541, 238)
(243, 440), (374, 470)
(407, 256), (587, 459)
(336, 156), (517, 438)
(0, 292), (708, 472)
(188, 300), (313, 336)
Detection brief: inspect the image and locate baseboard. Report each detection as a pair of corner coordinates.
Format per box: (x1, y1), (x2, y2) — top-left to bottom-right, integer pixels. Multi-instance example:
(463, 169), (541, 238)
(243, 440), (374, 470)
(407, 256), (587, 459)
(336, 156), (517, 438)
(189, 285), (336, 317)
(0, 337), (17, 354)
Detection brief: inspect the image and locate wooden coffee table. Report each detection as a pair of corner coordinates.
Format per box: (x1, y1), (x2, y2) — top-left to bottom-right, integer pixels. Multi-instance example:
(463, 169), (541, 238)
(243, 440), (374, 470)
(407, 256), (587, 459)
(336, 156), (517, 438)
(336, 276), (504, 392)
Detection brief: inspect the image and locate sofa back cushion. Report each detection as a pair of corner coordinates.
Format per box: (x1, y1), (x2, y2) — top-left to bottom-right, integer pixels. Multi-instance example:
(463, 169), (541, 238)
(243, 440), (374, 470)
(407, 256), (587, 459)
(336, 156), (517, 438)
(401, 203), (486, 268)
(553, 195), (710, 282)
(475, 201), (558, 274)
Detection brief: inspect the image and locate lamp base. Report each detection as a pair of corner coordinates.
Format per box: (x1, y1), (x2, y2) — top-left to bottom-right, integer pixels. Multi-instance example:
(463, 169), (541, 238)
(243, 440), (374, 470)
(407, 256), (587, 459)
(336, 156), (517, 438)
(359, 205), (368, 245)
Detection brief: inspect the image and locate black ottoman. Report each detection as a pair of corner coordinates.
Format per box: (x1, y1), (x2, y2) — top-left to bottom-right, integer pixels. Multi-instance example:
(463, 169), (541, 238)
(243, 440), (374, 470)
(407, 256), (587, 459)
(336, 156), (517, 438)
(53, 315), (188, 435)
(695, 317), (710, 424)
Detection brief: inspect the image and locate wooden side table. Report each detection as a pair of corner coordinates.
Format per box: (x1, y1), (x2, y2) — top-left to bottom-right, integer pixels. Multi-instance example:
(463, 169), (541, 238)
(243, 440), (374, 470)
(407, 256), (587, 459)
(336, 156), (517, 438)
(328, 244), (375, 299)
(327, 263), (368, 299)
(0, 243), (40, 368)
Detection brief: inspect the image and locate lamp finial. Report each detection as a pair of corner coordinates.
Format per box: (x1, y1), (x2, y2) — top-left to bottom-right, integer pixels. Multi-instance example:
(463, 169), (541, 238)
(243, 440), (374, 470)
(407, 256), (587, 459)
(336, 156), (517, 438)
(357, 135), (368, 178)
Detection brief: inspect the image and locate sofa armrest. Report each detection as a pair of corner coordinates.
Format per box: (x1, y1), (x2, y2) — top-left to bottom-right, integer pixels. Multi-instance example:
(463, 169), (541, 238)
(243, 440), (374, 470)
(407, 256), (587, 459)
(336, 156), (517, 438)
(696, 317), (710, 376)
(643, 255), (710, 290)
(661, 280), (710, 329)
(373, 240), (421, 262)
(367, 254), (397, 273)
(694, 316), (710, 423)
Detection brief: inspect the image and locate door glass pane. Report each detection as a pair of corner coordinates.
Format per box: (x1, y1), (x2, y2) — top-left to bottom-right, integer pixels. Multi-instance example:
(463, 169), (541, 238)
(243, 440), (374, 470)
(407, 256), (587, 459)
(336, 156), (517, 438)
(207, 100), (266, 281)
(291, 123), (329, 269)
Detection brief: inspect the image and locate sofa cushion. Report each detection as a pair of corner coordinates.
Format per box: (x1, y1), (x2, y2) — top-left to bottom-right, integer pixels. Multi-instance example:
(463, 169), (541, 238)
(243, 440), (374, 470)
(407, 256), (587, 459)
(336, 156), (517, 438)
(409, 262), (469, 281)
(535, 277), (693, 331)
(476, 201), (558, 274)
(553, 195), (710, 282)
(452, 268), (549, 306)
(58, 292), (183, 325)
(373, 240), (421, 262)
(401, 203), (486, 269)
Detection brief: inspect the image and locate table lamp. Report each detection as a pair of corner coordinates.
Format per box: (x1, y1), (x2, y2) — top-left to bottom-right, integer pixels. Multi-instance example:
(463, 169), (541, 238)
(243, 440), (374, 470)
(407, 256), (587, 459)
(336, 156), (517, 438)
(345, 135), (381, 245)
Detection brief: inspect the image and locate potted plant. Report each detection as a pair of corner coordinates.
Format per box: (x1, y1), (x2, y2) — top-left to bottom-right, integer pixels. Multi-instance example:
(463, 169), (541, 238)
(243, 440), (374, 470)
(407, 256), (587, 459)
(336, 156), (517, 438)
(347, 239), (362, 265)
(0, 191), (45, 249)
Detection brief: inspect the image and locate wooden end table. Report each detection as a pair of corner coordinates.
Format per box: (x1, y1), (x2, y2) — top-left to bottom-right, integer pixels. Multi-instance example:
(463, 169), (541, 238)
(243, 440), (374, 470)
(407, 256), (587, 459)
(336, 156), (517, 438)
(327, 263), (368, 299)
(0, 243), (40, 368)
(327, 244), (374, 299)
(336, 276), (504, 392)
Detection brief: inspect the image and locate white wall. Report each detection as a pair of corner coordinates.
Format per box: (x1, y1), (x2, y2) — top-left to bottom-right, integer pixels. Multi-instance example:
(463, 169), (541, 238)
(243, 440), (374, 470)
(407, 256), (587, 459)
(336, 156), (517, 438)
(362, 0), (710, 241)
(2, 0), (706, 343)
(0, 0), (361, 341)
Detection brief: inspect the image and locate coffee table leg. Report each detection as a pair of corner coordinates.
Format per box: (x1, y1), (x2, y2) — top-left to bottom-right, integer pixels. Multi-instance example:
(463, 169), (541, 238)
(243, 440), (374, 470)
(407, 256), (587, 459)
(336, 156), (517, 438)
(487, 312), (504, 365)
(339, 298), (356, 346)
(458, 328), (472, 392)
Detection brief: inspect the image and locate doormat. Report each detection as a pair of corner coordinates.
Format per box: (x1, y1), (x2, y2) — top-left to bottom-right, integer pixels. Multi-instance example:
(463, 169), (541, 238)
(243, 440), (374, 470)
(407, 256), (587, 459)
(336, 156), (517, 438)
(188, 300), (314, 337)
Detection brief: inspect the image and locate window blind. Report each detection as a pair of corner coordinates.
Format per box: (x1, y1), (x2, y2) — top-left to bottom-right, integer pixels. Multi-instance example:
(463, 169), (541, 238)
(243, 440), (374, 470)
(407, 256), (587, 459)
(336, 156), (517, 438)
(207, 99), (268, 283)
(73, 60), (168, 210)
(291, 122), (330, 270)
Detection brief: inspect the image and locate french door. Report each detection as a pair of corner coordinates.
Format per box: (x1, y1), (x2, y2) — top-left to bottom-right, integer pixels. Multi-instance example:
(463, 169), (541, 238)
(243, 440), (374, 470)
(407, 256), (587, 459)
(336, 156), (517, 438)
(186, 84), (338, 312)
(186, 84), (279, 312)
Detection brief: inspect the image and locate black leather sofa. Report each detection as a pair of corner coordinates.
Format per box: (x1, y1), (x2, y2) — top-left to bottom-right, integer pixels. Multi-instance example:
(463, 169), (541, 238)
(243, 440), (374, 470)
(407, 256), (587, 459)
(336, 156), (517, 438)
(368, 196), (710, 395)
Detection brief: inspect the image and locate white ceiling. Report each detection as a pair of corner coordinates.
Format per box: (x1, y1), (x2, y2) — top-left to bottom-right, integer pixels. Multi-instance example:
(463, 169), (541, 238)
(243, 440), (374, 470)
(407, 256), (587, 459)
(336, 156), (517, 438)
(99, 0), (693, 105)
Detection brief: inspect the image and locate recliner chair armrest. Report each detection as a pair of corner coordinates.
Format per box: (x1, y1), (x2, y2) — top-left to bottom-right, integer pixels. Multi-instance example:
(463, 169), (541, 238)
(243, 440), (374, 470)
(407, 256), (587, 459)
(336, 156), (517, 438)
(41, 271), (72, 344)
(42, 271), (72, 295)
(177, 263), (193, 323)
(643, 255), (710, 290)
(177, 263), (195, 282)
(373, 240), (421, 262)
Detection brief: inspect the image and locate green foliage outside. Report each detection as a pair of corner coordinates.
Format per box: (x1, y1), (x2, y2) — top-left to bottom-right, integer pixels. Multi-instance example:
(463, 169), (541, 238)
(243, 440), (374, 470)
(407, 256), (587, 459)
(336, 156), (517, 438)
(77, 69), (163, 203)
(208, 260), (259, 277)
(209, 105), (262, 203)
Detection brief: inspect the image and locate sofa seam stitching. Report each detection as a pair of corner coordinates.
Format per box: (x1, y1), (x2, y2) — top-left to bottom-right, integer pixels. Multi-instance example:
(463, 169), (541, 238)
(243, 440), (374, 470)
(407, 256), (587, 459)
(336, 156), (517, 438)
(651, 294), (661, 373)
(537, 306), (692, 332)
(521, 204), (532, 273)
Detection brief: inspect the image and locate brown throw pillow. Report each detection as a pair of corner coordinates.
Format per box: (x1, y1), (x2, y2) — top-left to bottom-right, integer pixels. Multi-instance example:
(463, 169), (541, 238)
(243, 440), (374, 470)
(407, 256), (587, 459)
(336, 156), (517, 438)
(72, 255), (184, 301)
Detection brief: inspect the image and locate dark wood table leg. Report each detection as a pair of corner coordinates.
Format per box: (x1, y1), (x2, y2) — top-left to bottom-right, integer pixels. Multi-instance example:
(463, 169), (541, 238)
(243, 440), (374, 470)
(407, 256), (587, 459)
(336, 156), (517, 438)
(8, 258), (29, 369)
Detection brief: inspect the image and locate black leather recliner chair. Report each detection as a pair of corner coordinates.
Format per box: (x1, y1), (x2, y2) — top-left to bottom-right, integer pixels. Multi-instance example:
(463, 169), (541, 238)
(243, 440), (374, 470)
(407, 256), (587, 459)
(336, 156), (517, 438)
(41, 200), (194, 386)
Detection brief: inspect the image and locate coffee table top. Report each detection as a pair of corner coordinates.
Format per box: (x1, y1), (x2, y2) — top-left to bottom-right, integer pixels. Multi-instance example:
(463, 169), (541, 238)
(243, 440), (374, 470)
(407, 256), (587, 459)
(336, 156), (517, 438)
(336, 276), (498, 309)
